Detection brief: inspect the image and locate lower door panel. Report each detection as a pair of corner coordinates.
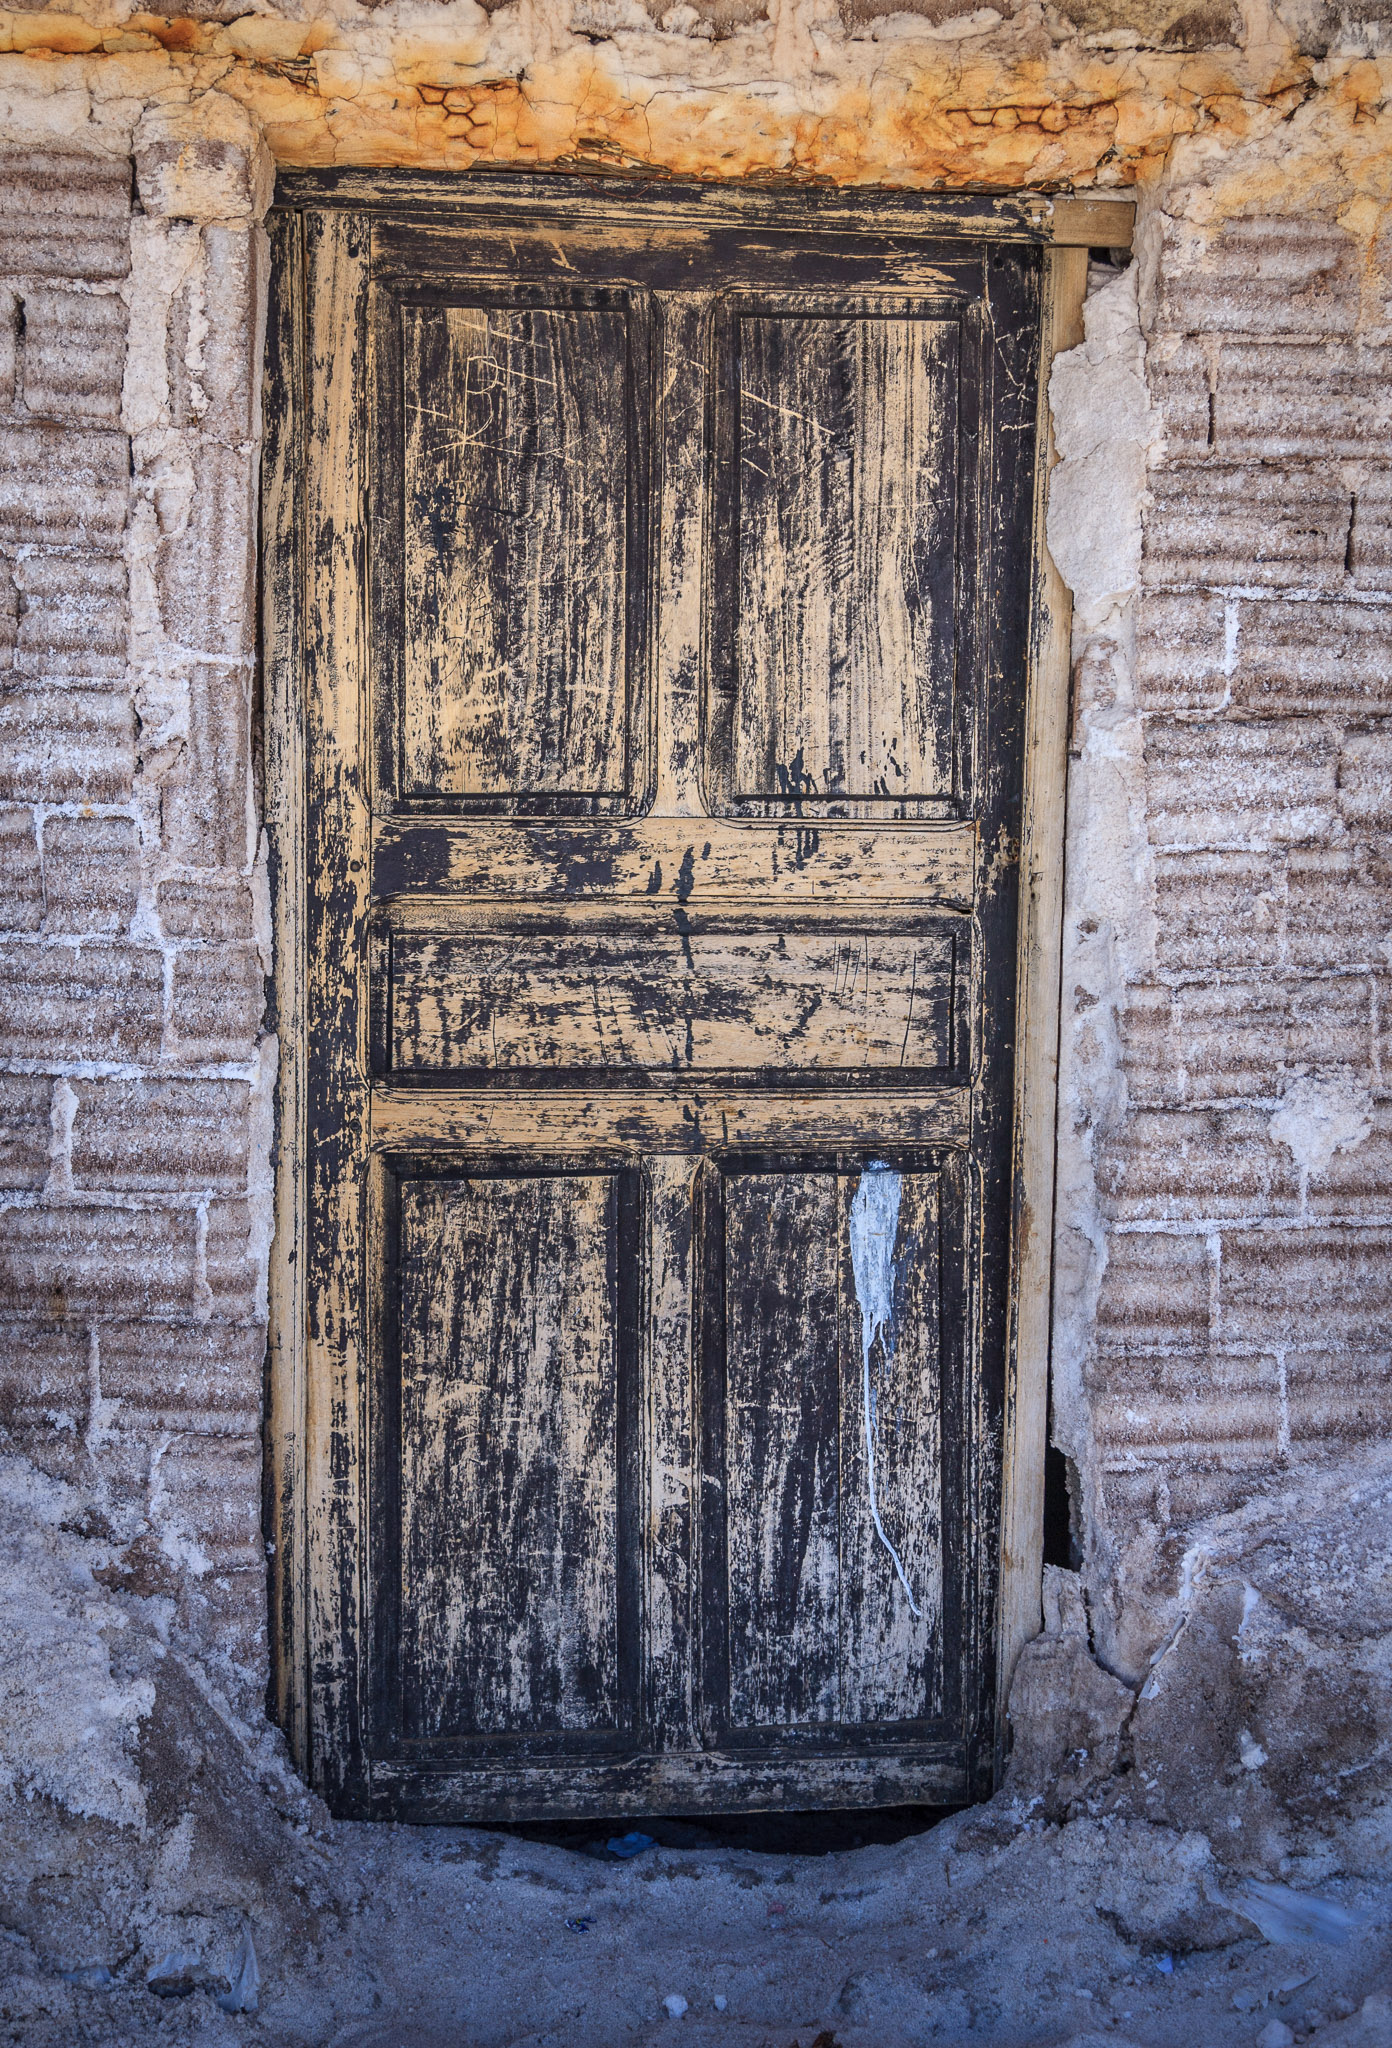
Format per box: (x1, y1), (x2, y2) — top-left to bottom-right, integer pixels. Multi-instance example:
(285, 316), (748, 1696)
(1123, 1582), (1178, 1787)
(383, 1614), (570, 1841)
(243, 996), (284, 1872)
(361, 1138), (982, 1820)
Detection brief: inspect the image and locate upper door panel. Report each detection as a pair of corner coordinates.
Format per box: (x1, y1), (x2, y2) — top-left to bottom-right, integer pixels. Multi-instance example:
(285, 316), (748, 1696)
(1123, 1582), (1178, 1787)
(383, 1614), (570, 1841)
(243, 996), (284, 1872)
(368, 218), (990, 833)
(710, 302), (968, 820)
(400, 302), (635, 805)
(373, 280), (651, 818)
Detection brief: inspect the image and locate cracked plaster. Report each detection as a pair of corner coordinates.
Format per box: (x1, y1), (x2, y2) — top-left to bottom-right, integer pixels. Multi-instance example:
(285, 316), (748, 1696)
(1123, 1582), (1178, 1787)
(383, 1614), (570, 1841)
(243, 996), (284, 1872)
(0, 0), (1381, 199)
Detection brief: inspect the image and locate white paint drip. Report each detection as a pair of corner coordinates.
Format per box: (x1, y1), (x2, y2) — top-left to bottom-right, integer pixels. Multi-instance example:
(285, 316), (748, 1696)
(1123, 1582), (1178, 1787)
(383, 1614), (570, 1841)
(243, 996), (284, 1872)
(849, 1163), (920, 1617)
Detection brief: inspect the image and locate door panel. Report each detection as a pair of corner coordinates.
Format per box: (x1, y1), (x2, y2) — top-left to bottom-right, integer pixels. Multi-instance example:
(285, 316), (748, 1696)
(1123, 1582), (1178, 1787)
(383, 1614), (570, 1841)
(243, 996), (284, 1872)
(371, 1088), (971, 1156)
(837, 1164), (945, 1727)
(372, 817), (976, 902)
(373, 281), (651, 820)
(723, 1169), (843, 1730)
(400, 302), (634, 804)
(398, 1170), (624, 1740)
(709, 1159), (948, 1738)
(377, 919), (962, 1079)
(728, 313), (961, 809)
(286, 179), (1042, 1821)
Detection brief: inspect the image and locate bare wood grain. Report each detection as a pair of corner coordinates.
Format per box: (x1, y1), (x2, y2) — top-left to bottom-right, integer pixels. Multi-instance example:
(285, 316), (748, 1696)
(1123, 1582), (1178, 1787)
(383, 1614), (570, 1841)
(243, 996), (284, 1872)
(370, 1086), (971, 1153)
(1046, 198), (1135, 248)
(847, 320), (959, 806)
(275, 168), (1132, 252)
(995, 245), (1086, 1738)
(399, 1172), (620, 1737)
(368, 1742), (970, 1821)
(642, 1155), (699, 1749)
(652, 296), (711, 819)
(375, 221), (979, 299)
(730, 314), (959, 810)
(263, 208), (309, 1766)
(373, 818), (975, 905)
(303, 210), (374, 1802)
(400, 303), (631, 802)
(838, 1170), (944, 1725)
(385, 925), (958, 1075)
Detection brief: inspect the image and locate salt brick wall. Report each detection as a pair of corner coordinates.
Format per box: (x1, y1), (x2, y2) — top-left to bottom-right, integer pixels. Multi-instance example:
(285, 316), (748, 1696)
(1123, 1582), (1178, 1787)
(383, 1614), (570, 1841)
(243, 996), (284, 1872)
(1089, 214), (1392, 1535)
(0, 148), (269, 1710)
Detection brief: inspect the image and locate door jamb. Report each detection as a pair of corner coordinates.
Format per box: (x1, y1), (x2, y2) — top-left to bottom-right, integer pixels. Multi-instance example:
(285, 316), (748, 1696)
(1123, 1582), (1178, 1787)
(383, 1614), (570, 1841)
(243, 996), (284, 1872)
(264, 204), (310, 1763)
(995, 242), (1091, 1748)
(261, 194), (1119, 1785)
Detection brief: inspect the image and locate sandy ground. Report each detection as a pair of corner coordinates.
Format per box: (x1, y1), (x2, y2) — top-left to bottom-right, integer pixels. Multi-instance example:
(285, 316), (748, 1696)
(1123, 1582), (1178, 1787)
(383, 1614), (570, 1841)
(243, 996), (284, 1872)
(3, 1804), (1389, 2048)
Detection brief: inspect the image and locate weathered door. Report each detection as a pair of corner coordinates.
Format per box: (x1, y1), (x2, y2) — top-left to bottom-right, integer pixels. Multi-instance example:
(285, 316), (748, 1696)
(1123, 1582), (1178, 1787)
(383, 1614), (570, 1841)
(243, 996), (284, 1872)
(272, 175), (1041, 1821)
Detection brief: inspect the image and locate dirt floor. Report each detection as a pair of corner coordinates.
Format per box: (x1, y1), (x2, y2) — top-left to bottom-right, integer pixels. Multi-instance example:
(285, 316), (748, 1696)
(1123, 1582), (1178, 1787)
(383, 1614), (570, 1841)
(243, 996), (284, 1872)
(3, 1798), (1390, 2048)
(5, 1433), (1392, 2048)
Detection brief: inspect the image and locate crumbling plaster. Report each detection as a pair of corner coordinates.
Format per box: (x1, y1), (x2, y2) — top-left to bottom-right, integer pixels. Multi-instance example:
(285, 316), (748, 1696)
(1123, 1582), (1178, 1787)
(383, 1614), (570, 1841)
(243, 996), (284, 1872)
(0, 0), (1386, 188)
(0, 0), (1390, 2028)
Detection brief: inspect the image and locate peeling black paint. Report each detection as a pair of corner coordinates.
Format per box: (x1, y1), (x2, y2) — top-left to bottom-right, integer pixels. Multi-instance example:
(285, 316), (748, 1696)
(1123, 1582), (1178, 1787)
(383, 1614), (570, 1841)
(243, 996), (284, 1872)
(279, 177), (1040, 1823)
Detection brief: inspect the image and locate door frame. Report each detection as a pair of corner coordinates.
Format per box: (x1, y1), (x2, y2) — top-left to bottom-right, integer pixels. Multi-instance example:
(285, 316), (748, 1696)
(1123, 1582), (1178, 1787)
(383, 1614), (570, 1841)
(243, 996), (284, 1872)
(261, 171), (1127, 1789)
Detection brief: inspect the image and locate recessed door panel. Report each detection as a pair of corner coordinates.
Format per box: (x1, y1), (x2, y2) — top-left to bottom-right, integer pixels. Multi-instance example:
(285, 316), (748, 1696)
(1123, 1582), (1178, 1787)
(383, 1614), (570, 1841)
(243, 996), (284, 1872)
(379, 922), (962, 1079)
(715, 1160), (946, 1736)
(386, 295), (646, 814)
(713, 307), (964, 818)
(397, 1170), (626, 1741)
(724, 1169), (843, 1728)
(837, 1165), (945, 1726)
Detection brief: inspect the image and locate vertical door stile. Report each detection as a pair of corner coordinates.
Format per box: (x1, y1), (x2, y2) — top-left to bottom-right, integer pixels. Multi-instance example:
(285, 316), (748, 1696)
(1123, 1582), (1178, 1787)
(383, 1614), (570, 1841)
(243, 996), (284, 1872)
(695, 1153), (728, 1755)
(303, 209), (374, 1806)
(996, 245), (1087, 1741)
(953, 248), (1045, 1796)
(264, 203), (309, 1765)
(837, 1164), (945, 1730)
(640, 289), (712, 1751)
(641, 1154), (700, 1752)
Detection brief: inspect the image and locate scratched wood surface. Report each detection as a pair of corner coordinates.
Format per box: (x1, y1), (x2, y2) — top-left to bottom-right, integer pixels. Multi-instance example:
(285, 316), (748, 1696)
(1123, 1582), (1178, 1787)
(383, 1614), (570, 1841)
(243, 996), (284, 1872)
(400, 304), (632, 803)
(301, 212), (373, 1808)
(278, 179), (1042, 1821)
(716, 1166), (942, 1733)
(731, 316), (959, 809)
(724, 1170), (843, 1728)
(383, 926), (958, 1076)
(277, 167), (1135, 251)
(398, 1172), (620, 1738)
(372, 818), (974, 904)
(372, 1087), (971, 1153)
(642, 1155), (700, 1749)
(263, 208), (309, 1759)
(837, 1169), (943, 1725)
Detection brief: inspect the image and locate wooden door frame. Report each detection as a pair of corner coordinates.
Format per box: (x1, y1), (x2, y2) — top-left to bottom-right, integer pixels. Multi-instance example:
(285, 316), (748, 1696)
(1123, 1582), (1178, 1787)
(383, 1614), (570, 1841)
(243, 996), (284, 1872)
(261, 173), (1126, 1788)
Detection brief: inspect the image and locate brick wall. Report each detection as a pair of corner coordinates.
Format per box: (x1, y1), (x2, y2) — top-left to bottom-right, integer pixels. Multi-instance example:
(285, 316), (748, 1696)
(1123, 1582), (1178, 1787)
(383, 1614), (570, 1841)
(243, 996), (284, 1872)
(1088, 214), (1392, 1539)
(0, 147), (269, 1711)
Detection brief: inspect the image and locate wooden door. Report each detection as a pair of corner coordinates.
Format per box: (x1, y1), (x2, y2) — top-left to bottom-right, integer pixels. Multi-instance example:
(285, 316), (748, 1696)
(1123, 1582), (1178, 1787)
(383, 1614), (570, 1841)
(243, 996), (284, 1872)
(273, 176), (1042, 1822)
